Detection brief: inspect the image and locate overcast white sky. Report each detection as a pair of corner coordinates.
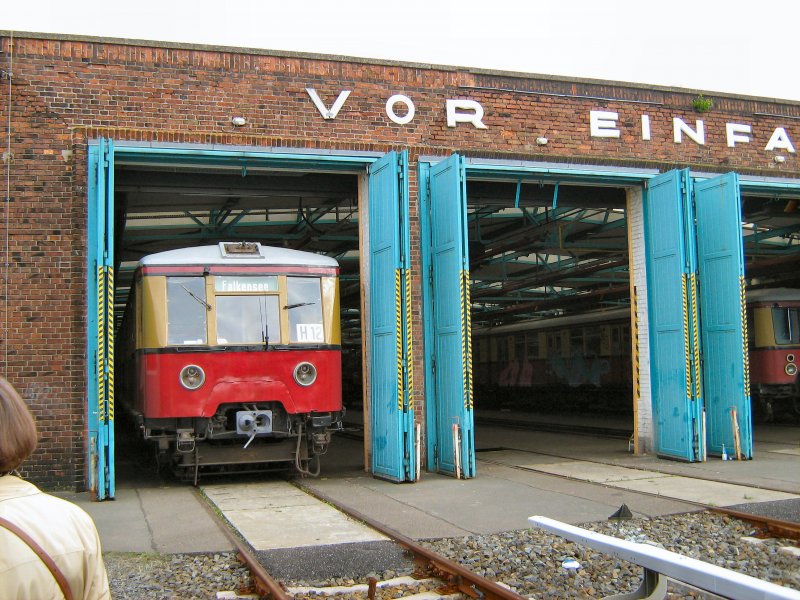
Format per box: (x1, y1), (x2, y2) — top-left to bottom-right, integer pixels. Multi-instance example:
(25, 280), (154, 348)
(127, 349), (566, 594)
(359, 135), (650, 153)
(4, 0), (799, 102)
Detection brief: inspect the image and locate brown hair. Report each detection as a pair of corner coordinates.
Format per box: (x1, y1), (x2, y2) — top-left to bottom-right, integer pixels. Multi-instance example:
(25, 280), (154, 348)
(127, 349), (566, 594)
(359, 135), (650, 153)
(0, 377), (38, 473)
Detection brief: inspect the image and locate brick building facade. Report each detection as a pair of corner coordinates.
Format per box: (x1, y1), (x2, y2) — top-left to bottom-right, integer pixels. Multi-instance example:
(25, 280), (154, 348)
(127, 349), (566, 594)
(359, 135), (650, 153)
(1, 32), (797, 490)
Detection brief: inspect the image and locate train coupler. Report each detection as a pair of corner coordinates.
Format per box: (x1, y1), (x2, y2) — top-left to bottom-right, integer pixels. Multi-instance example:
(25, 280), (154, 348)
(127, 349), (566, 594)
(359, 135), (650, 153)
(176, 430), (196, 453)
(311, 430), (331, 454)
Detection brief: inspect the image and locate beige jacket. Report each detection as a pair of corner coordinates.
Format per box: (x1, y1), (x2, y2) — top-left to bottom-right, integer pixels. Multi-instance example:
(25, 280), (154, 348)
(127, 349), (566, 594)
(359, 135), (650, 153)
(0, 475), (111, 600)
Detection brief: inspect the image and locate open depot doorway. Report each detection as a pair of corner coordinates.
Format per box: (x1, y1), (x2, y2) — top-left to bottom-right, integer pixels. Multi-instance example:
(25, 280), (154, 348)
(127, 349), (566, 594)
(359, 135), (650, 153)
(420, 156), (643, 478)
(87, 142), (416, 498)
(739, 184), (800, 426)
(465, 175), (633, 419)
(420, 157), (772, 476)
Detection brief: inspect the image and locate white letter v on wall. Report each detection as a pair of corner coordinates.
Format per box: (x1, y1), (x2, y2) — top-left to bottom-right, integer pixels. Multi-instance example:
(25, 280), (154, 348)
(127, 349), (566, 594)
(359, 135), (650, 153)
(306, 88), (351, 120)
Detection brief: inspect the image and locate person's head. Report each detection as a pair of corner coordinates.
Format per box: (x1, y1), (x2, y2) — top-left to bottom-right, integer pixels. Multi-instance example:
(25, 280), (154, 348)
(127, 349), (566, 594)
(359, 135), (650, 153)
(0, 377), (38, 473)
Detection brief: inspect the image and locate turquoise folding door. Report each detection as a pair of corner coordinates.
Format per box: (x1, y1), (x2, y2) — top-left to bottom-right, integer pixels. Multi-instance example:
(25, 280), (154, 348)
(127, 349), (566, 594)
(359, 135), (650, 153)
(87, 138), (116, 499)
(643, 169), (704, 461)
(423, 154), (475, 477)
(368, 151), (416, 481)
(694, 173), (752, 459)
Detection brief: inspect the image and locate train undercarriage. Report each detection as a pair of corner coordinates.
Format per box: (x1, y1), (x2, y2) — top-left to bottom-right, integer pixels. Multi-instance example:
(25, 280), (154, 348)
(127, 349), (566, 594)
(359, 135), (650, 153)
(132, 402), (343, 484)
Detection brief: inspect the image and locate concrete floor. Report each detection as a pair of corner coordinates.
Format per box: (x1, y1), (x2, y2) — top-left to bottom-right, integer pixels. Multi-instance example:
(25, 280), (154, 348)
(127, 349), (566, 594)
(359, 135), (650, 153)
(63, 416), (800, 554)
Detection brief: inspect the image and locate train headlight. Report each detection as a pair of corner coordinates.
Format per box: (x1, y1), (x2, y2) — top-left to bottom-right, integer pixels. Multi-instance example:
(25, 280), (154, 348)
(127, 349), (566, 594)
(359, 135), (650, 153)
(293, 362), (317, 387)
(179, 365), (206, 390)
(786, 363), (798, 377)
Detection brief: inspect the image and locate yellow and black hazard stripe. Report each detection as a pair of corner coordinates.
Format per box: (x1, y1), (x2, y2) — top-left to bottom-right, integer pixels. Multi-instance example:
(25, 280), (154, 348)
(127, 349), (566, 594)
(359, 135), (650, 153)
(461, 270), (473, 410)
(740, 276), (751, 394)
(690, 273), (701, 400)
(395, 269), (404, 411)
(681, 274), (692, 400)
(106, 267), (115, 422)
(404, 268), (413, 409)
(97, 265), (106, 421)
(632, 289), (640, 402)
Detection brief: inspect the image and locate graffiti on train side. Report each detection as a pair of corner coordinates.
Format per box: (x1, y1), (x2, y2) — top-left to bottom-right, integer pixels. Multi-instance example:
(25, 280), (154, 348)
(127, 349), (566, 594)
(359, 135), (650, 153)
(498, 353), (612, 388)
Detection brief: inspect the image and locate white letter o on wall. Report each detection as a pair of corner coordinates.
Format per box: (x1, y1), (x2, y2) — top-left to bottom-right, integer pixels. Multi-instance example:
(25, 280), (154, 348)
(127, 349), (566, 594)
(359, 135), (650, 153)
(386, 94), (416, 125)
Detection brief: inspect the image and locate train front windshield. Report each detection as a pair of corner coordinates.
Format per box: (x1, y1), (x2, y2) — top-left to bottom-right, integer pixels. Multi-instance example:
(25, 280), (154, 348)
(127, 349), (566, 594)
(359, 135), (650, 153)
(165, 274), (329, 347)
(167, 277), (208, 345)
(287, 277), (324, 343)
(217, 296), (280, 344)
(773, 307), (800, 345)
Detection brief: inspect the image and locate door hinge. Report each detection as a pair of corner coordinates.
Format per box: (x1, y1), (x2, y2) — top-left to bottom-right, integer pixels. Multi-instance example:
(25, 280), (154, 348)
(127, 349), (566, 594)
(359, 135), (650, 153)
(681, 172), (692, 200)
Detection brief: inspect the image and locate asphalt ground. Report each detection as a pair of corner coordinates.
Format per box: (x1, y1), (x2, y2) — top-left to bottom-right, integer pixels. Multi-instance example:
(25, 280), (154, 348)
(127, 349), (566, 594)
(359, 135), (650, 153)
(60, 415), (800, 577)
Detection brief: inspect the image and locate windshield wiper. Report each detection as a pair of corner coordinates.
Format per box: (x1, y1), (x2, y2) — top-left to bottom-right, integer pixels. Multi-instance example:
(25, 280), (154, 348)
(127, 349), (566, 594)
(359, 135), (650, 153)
(180, 285), (211, 311)
(262, 322), (270, 351)
(284, 301), (315, 310)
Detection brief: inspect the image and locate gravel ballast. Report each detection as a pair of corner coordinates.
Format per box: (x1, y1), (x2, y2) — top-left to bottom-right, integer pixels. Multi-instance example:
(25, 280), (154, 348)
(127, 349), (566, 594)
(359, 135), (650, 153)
(103, 511), (799, 599)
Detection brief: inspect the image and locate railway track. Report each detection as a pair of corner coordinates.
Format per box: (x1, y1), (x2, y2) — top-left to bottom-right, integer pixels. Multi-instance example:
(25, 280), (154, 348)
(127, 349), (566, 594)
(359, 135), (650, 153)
(196, 480), (799, 600)
(712, 507), (800, 541)
(196, 484), (530, 600)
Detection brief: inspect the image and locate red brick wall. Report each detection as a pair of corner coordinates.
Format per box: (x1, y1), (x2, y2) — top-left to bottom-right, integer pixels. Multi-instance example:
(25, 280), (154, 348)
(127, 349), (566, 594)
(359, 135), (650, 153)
(1, 33), (798, 489)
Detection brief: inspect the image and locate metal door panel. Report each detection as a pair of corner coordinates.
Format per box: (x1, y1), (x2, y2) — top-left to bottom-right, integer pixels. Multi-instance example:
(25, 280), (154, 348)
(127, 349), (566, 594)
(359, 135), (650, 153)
(428, 154), (475, 477)
(694, 173), (752, 458)
(369, 151), (415, 481)
(644, 169), (701, 461)
(87, 138), (115, 499)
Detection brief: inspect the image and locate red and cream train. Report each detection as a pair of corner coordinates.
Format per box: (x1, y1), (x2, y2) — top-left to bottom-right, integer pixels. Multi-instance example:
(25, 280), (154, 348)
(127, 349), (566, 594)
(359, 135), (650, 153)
(119, 242), (343, 480)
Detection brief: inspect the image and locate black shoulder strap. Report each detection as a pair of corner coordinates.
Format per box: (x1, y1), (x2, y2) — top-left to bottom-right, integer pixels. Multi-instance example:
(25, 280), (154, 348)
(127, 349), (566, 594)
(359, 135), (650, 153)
(0, 515), (75, 600)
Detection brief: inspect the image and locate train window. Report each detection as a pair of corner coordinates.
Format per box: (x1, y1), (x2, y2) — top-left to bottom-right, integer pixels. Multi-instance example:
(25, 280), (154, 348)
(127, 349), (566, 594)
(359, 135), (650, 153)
(513, 336), (524, 361)
(477, 338), (488, 363)
(570, 329), (583, 354)
(546, 332), (562, 356)
(216, 295), (280, 345)
(773, 307), (800, 344)
(585, 327), (602, 356)
(287, 277), (324, 343)
(167, 277), (208, 345)
(497, 337), (508, 362)
(609, 326), (621, 354)
(525, 334), (539, 360)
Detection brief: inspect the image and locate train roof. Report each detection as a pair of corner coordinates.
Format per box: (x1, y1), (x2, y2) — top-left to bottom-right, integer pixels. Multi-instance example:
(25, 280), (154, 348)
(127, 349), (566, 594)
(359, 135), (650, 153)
(746, 288), (800, 303)
(473, 307), (630, 336)
(139, 242), (339, 268)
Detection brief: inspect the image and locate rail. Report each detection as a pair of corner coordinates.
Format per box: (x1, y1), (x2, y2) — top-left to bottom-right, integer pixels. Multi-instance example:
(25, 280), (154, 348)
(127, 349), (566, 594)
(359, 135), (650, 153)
(711, 507), (800, 541)
(529, 515), (800, 600)
(194, 488), (290, 600)
(297, 482), (528, 600)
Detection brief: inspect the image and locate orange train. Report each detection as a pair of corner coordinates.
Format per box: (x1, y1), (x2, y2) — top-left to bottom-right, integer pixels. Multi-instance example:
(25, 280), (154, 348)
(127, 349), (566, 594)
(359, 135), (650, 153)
(473, 289), (800, 421)
(118, 242), (343, 481)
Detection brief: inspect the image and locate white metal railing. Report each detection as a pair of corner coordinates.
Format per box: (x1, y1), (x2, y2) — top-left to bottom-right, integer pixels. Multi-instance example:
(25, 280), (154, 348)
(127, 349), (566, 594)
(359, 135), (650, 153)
(529, 515), (800, 600)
